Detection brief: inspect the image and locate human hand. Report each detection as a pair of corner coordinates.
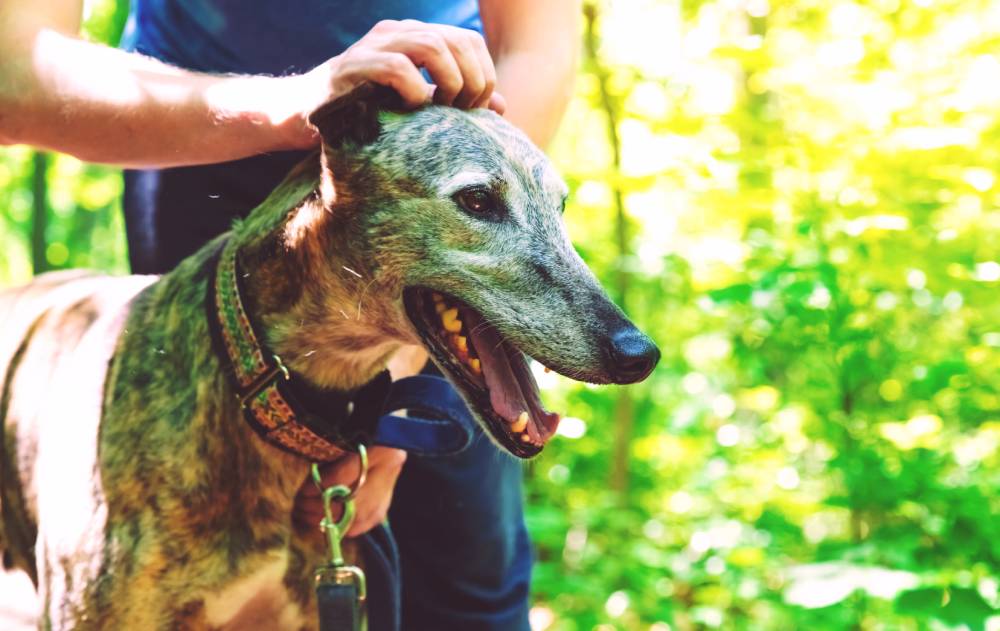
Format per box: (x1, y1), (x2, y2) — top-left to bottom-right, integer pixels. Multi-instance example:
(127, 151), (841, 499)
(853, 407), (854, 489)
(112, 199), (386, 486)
(388, 344), (429, 380)
(293, 446), (407, 537)
(281, 19), (506, 148)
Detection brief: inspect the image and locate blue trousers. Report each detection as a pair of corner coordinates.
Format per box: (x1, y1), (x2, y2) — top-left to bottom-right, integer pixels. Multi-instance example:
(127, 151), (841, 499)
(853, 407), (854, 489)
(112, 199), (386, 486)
(122, 153), (532, 631)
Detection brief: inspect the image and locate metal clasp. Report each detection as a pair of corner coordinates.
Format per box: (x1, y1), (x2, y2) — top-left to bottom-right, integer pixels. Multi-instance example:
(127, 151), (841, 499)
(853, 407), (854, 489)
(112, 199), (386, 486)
(312, 445), (369, 604)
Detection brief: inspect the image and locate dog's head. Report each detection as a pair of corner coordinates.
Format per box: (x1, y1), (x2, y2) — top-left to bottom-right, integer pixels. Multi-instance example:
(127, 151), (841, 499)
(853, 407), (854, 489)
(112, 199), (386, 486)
(306, 84), (659, 458)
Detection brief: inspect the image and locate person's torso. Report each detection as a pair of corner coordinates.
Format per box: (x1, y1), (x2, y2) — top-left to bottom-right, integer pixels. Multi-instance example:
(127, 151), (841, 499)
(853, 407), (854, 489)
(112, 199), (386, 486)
(120, 0), (484, 274)
(120, 0), (482, 75)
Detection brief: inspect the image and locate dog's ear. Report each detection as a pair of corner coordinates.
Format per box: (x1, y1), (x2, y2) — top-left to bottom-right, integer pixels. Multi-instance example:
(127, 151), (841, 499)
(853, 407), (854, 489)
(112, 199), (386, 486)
(308, 83), (405, 149)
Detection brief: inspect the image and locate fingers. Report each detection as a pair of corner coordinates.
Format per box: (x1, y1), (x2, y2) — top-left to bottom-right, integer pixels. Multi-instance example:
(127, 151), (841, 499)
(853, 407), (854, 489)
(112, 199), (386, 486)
(293, 19), (505, 149)
(387, 345), (429, 379)
(336, 50), (432, 109)
(346, 449), (406, 536)
(488, 91), (507, 116)
(434, 29), (487, 109)
(385, 31), (464, 106)
(292, 447), (407, 536)
(338, 19), (503, 112)
(465, 29), (497, 110)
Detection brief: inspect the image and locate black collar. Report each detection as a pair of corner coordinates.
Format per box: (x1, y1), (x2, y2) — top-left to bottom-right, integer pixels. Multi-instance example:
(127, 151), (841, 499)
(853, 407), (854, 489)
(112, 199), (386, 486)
(206, 238), (390, 462)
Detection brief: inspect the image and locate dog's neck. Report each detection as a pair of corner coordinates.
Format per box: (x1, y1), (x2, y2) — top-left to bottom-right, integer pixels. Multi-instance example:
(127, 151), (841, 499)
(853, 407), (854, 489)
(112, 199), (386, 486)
(231, 155), (407, 392)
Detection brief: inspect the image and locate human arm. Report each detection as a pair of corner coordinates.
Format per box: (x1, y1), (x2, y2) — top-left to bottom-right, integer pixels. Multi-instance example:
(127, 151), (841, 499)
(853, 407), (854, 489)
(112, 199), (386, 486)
(480, 0), (581, 148)
(0, 0), (307, 166)
(0, 2), (504, 168)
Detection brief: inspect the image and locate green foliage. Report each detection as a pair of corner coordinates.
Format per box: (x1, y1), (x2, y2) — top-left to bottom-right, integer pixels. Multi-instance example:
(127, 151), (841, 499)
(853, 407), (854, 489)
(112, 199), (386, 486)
(532, 0), (1000, 629)
(0, 4), (129, 281)
(2, 1), (999, 629)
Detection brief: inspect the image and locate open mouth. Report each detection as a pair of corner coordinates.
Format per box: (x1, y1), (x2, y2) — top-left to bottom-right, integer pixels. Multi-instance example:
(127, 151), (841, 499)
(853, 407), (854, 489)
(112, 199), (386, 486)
(403, 287), (562, 458)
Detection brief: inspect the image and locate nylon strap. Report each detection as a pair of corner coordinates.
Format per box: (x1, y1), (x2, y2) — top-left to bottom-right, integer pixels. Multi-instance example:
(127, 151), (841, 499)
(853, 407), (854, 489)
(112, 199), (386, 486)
(317, 581), (363, 631)
(208, 239), (475, 461)
(374, 374), (476, 455)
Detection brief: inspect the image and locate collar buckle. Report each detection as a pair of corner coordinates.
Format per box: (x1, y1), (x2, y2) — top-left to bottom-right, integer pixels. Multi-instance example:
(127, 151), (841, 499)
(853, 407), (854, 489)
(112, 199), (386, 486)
(238, 354), (291, 408)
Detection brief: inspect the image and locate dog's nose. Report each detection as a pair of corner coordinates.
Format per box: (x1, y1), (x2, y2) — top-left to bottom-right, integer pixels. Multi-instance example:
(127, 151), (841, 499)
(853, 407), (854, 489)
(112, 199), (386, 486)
(605, 328), (660, 383)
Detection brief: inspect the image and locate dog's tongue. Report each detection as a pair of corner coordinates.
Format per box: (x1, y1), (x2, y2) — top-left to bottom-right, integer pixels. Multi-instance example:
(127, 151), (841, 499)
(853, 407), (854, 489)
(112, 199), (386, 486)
(462, 310), (559, 442)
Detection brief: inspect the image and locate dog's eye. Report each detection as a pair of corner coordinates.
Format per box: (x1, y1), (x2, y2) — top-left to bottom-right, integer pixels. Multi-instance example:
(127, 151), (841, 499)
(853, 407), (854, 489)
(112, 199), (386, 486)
(454, 187), (504, 221)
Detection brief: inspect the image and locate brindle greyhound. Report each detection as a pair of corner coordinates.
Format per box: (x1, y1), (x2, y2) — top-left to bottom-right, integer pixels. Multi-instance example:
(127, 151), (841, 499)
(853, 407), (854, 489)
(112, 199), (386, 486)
(0, 85), (659, 629)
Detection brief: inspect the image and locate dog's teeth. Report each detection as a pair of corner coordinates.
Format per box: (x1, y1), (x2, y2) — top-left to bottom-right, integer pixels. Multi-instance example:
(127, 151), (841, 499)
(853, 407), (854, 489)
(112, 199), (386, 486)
(520, 433), (533, 443)
(469, 358), (481, 374)
(454, 335), (468, 353)
(441, 308), (462, 333)
(511, 411), (528, 433)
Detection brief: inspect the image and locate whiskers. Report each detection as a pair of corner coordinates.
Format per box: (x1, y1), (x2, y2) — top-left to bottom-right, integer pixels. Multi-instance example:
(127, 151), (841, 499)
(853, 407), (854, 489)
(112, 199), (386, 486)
(336, 264), (379, 322)
(354, 277), (379, 320)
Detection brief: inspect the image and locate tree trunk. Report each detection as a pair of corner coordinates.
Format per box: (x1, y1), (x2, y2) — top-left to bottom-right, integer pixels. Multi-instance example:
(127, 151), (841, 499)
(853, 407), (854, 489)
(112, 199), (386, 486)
(583, 3), (634, 500)
(31, 152), (49, 275)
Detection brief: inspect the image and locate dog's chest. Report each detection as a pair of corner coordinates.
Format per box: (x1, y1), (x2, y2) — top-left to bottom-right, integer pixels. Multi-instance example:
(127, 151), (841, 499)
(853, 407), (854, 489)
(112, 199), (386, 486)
(202, 552), (305, 631)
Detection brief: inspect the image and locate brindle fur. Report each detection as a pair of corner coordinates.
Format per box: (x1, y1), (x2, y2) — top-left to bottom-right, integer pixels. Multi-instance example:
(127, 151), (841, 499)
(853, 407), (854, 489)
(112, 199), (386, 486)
(0, 86), (649, 629)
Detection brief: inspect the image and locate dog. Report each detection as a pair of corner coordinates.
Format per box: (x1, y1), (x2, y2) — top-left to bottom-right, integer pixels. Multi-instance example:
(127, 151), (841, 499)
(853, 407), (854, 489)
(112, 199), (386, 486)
(0, 84), (659, 629)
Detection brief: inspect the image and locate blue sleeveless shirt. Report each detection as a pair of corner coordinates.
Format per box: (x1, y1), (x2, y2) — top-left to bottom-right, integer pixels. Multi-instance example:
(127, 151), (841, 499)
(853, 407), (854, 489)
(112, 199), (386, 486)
(121, 0), (482, 75)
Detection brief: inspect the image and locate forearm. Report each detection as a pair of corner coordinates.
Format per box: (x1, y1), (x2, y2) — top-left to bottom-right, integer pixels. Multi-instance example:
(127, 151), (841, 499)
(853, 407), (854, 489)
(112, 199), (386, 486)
(494, 52), (576, 150)
(0, 28), (311, 167)
(482, 0), (580, 149)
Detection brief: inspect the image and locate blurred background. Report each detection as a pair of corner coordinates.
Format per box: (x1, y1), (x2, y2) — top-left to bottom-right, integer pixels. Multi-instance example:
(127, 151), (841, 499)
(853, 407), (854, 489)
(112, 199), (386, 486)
(2, 0), (999, 629)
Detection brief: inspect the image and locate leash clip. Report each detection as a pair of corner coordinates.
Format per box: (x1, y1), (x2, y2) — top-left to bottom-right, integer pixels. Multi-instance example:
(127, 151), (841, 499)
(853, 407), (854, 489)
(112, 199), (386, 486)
(312, 445), (368, 630)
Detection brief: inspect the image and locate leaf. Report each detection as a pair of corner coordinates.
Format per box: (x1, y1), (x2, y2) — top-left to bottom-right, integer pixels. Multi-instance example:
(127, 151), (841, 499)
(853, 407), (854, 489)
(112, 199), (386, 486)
(708, 282), (753, 304)
(895, 587), (997, 631)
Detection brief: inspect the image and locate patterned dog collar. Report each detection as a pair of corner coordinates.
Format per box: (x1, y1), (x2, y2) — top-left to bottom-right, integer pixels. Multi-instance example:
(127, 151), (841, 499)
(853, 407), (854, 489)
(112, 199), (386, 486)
(207, 238), (390, 462)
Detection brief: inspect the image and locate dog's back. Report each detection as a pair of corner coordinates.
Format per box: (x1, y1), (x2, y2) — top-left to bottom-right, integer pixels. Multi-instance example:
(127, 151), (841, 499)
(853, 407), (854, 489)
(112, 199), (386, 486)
(0, 272), (156, 581)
